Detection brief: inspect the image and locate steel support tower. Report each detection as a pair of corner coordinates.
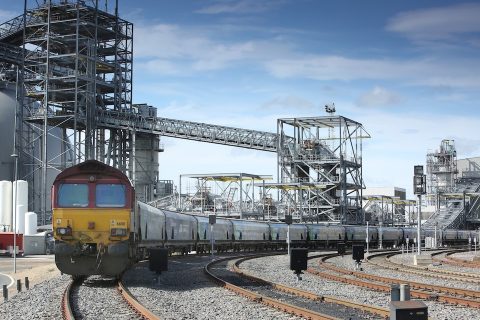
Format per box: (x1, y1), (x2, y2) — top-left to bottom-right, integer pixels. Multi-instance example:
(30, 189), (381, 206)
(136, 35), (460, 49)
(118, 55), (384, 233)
(277, 116), (370, 223)
(0, 1), (372, 226)
(0, 0), (140, 223)
(426, 139), (458, 209)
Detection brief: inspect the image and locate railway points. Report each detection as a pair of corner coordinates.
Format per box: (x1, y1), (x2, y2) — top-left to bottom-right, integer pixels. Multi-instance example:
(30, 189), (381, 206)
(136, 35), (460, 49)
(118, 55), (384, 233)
(435, 251), (480, 268)
(369, 250), (480, 283)
(307, 251), (480, 314)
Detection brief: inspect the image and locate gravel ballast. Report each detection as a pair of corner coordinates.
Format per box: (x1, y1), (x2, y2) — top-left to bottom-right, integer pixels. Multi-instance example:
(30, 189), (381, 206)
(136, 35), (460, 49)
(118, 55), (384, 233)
(2, 251), (479, 319)
(0, 274), (70, 320)
(390, 251), (480, 274)
(72, 276), (142, 320)
(238, 252), (480, 320)
(123, 255), (303, 320)
(322, 253), (480, 319)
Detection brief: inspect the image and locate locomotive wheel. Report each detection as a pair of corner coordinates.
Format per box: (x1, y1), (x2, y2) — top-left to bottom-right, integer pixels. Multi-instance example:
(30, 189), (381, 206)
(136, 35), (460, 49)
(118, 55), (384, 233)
(71, 275), (85, 282)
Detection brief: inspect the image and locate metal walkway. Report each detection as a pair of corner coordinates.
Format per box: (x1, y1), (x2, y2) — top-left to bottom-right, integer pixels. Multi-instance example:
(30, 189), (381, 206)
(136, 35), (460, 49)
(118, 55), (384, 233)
(96, 108), (288, 152)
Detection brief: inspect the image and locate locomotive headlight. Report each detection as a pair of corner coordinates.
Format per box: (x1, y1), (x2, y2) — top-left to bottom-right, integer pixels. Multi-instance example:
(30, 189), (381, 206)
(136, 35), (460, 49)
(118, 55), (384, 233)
(56, 227), (72, 236)
(111, 228), (127, 237)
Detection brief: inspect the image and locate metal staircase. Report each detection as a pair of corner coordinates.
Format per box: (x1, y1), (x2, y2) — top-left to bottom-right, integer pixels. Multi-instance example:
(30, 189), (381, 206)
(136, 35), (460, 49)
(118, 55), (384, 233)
(424, 178), (480, 229)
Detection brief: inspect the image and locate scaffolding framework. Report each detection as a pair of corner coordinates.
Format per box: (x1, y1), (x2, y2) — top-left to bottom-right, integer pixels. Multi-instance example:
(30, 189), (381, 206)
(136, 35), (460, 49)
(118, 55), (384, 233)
(277, 116), (370, 223)
(362, 196), (417, 226)
(177, 173), (273, 219)
(0, 0), (143, 223)
(0, 1), (373, 227)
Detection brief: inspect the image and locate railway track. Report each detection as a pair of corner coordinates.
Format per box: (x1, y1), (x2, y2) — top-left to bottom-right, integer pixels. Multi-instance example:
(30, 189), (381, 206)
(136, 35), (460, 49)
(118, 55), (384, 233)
(433, 251), (480, 268)
(367, 251), (480, 283)
(307, 253), (480, 309)
(204, 253), (386, 320)
(62, 276), (159, 320)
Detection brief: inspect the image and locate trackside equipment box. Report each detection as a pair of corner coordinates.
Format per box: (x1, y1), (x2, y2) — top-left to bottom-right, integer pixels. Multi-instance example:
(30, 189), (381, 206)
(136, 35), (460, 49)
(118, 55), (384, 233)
(24, 235), (46, 255)
(352, 244), (364, 261)
(390, 301), (427, 320)
(337, 242), (345, 255)
(149, 248), (168, 274)
(290, 248), (308, 272)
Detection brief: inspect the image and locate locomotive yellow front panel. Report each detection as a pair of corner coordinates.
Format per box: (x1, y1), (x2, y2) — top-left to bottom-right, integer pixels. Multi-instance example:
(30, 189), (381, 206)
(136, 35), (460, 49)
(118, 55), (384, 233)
(53, 208), (131, 245)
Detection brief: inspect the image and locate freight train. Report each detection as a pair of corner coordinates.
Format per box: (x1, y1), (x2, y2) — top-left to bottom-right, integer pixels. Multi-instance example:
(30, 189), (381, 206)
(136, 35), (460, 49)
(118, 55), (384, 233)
(52, 160), (476, 277)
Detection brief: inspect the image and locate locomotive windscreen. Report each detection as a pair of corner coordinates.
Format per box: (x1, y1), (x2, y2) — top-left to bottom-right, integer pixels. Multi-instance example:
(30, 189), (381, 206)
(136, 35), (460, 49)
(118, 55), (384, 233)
(58, 183), (89, 207)
(96, 184), (126, 207)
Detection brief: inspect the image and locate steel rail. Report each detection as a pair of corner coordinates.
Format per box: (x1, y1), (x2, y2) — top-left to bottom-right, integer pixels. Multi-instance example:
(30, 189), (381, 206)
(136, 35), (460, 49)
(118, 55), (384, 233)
(232, 255), (390, 319)
(367, 251), (480, 282)
(62, 277), (159, 320)
(435, 251), (480, 268)
(117, 280), (160, 320)
(61, 280), (75, 320)
(308, 254), (480, 309)
(204, 255), (341, 320)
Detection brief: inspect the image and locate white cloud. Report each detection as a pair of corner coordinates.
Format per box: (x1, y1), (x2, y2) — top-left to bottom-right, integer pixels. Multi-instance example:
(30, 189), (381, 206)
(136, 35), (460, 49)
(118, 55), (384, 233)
(387, 3), (480, 43)
(266, 56), (401, 81)
(265, 55), (480, 88)
(452, 137), (480, 156)
(195, 0), (283, 14)
(136, 59), (183, 76)
(356, 86), (402, 107)
(355, 109), (480, 197)
(132, 18), (480, 91)
(262, 95), (316, 111)
(134, 23), (282, 73)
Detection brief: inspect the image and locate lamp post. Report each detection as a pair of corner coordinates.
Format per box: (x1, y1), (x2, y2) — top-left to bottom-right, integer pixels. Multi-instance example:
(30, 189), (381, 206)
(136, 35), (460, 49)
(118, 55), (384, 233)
(285, 214), (292, 256)
(209, 214), (216, 260)
(11, 153), (18, 273)
(366, 221), (369, 254)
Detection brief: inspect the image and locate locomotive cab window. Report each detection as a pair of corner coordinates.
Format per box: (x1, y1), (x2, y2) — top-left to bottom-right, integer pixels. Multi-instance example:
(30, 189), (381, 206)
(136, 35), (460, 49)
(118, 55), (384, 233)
(95, 184), (126, 207)
(58, 184), (89, 207)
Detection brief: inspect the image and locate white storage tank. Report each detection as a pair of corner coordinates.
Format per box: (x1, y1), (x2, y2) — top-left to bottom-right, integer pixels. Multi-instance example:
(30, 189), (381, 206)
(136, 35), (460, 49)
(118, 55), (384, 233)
(25, 212), (37, 235)
(14, 204), (26, 234)
(13, 180), (28, 210)
(0, 180), (12, 230)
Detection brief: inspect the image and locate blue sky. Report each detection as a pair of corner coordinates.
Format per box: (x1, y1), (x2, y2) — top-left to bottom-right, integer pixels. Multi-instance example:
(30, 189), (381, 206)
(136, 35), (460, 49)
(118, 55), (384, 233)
(2, 1), (480, 198)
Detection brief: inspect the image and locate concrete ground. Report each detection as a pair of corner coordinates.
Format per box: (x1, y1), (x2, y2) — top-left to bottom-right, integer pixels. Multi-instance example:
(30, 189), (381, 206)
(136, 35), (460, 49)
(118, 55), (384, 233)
(0, 255), (60, 301)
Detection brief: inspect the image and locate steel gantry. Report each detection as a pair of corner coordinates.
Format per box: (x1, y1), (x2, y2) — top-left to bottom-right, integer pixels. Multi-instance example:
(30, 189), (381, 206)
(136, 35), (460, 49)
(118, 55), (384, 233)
(0, 0), (135, 222)
(277, 116), (370, 223)
(0, 1), (371, 226)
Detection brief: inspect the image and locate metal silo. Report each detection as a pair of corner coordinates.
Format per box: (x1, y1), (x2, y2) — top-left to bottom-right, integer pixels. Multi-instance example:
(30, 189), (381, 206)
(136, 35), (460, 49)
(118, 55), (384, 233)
(0, 85), (73, 222)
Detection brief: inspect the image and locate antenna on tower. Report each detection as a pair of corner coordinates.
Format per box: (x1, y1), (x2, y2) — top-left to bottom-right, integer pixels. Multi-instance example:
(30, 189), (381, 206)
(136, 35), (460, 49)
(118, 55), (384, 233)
(324, 103), (336, 115)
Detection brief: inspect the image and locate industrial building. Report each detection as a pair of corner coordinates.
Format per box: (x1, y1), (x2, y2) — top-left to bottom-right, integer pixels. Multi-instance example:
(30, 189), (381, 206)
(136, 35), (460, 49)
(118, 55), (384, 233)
(421, 140), (480, 230)
(0, 0), (478, 231)
(0, 0), (370, 228)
